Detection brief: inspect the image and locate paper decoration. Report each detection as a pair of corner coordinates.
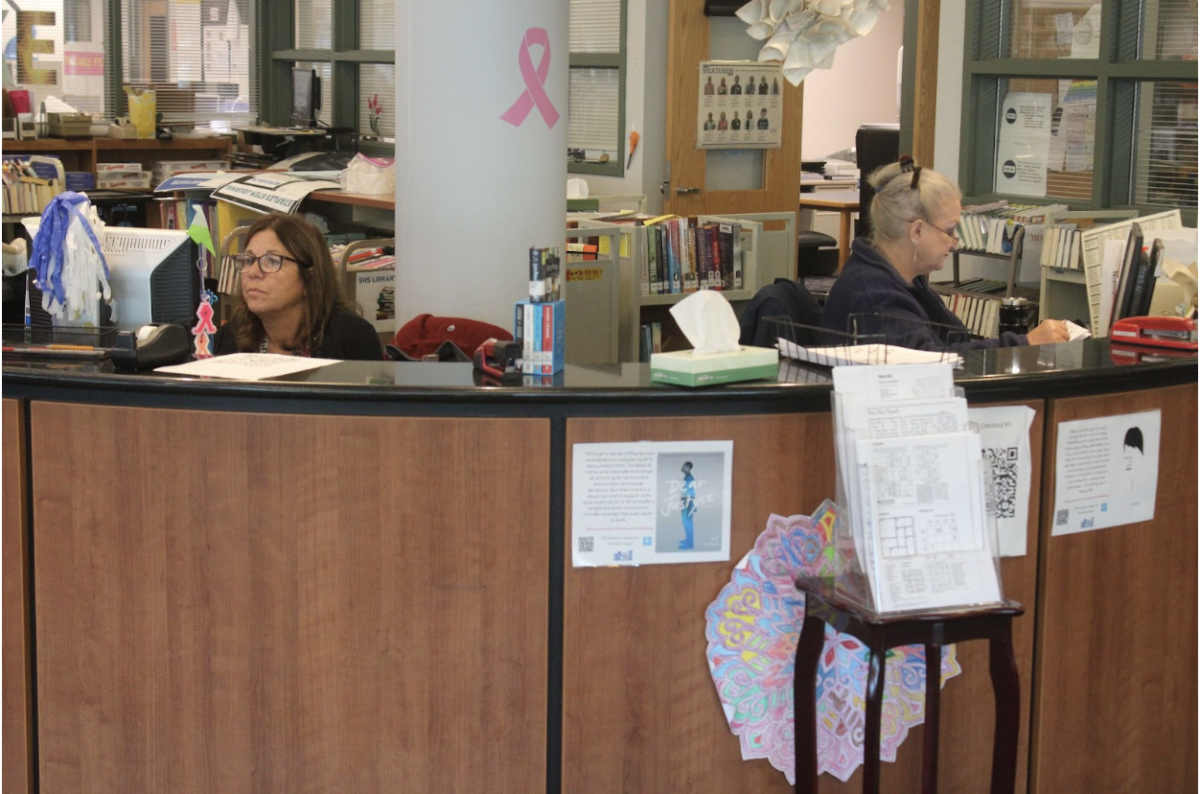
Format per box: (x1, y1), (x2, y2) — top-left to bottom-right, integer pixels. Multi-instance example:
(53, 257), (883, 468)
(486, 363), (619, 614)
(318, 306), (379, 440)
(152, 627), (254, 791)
(735, 0), (892, 86)
(193, 289), (218, 359)
(704, 505), (962, 784)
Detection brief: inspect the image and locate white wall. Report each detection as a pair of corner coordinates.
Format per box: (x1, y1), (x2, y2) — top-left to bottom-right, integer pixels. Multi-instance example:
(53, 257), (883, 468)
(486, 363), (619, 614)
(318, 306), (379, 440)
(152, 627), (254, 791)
(934, 1), (967, 180)
(581, 0), (669, 215)
(800, 4), (905, 161)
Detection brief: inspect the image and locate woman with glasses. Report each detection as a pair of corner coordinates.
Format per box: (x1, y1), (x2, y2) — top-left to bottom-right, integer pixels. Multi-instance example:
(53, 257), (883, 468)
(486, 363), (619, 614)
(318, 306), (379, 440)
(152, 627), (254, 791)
(821, 157), (1070, 350)
(213, 213), (384, 360)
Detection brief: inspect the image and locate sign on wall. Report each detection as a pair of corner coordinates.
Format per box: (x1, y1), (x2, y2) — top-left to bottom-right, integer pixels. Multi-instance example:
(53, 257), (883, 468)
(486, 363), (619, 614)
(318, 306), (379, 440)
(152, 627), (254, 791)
(696, 61), (783, 150)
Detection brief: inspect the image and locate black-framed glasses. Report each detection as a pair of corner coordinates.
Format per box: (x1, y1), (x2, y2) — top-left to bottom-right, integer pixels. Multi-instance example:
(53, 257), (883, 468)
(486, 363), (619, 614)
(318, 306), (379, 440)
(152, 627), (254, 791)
(232, 252), (310, 274)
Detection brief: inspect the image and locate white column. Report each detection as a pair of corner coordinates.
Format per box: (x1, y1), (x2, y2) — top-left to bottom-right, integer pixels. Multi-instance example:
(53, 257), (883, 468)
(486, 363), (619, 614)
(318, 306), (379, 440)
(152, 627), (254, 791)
(395, 0), (567, 331)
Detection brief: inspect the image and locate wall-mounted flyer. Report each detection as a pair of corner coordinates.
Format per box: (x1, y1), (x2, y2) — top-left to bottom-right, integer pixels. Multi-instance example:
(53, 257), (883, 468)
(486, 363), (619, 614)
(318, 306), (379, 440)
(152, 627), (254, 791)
(1051, 410), (1160, 535)
(572, 441), (733, 566)
(697, 61), (783, 150)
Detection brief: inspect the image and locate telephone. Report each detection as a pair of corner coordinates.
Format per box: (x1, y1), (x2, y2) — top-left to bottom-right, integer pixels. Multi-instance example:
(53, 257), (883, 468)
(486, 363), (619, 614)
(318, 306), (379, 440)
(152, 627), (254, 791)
(111, 323), (193, 371)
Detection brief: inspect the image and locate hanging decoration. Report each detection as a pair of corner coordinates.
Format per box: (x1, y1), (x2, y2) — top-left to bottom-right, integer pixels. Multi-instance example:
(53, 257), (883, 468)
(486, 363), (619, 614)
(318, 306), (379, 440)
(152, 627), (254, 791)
(735, 0), (892, 87)
(704, 505), (962, 784)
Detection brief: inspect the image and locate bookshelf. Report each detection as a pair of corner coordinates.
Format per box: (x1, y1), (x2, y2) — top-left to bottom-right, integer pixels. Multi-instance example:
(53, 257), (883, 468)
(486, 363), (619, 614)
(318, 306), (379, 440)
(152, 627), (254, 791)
(933, 227), (1030, 338)
(1037, 210), (1139, 333)
(949, 225), (1026, 298)
(598, 211), (794, 362)
(3, 137), (233, 182)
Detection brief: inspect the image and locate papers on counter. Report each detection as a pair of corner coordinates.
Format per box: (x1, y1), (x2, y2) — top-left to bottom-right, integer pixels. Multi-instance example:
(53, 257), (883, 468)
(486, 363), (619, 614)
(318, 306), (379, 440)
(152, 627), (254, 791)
(156, 353), (339, 380)
(778, 338), (963, 368)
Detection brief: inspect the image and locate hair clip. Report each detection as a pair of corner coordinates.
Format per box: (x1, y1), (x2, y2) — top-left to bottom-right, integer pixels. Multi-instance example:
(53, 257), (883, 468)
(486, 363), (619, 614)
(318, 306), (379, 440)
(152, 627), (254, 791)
(898, 154), (921, 187)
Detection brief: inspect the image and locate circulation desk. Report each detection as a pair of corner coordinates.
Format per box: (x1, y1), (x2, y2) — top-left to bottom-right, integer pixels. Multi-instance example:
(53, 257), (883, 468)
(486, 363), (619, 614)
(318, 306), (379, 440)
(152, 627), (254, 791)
(3, 342), (1195, 794)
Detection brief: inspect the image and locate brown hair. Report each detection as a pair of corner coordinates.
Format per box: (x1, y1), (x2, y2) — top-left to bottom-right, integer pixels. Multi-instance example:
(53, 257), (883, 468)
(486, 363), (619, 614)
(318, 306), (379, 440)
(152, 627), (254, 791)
(866, 159), (962, 246)
(228, 213), (359, 352)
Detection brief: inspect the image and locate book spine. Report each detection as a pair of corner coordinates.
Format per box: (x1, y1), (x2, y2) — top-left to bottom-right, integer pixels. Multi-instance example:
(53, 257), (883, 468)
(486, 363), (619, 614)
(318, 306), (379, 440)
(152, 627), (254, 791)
(541, 302), (553, 375)
(645, 226), (658, 296)
(514, 303), (525, 359)
(523, 303), (536, 373)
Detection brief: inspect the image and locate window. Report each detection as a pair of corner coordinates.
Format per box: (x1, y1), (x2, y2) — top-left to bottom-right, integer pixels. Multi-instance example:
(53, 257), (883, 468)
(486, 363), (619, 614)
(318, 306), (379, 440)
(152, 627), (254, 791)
(261, 0), (394, 139)
(961, 0), (1198, 223)
(568, 0), (627, 176)
(1, 1), (258, 128)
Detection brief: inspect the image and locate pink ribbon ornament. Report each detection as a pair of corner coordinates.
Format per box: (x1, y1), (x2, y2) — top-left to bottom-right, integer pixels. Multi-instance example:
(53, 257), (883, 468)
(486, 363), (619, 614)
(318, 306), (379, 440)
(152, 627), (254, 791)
(500, 28), (559, 129)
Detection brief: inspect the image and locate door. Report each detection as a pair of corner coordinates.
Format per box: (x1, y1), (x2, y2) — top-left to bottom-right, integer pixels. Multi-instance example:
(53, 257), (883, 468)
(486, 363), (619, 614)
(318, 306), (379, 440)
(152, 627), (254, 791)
(664, 0), (803, 218)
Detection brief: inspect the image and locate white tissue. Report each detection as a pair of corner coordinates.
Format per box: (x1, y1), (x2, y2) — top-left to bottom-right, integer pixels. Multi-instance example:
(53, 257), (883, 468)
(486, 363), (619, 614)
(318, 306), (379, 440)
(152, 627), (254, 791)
(669, 290), (742, 355)
(567, 178), (590, 200)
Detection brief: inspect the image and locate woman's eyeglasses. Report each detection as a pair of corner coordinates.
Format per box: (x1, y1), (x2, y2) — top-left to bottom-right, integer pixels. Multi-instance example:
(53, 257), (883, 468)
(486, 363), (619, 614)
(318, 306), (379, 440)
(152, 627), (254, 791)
(923, 220), (959, 244)
(232, 252), (310, 273)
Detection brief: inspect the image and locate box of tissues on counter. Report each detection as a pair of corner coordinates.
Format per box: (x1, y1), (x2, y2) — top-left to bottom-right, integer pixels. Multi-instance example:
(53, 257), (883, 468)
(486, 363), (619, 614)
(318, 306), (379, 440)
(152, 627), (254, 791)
(650, 291), (778, 387)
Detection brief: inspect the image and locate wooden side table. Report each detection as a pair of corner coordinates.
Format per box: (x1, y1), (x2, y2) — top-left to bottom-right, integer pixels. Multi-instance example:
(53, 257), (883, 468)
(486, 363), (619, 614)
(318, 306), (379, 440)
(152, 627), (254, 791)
(793, 577), (1025, 794)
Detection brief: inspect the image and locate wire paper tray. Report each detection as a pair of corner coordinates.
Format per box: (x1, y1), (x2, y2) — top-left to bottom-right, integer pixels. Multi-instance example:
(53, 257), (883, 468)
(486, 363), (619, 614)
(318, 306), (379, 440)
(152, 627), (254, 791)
(2, 323), (118, 354)
(768, 313), (968, 367)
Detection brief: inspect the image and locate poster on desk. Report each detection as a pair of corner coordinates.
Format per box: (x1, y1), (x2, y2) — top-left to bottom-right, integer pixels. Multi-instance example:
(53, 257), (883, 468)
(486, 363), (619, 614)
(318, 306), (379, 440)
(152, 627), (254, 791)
(572, 441), (733, 566)
(697, 62), (783, 150)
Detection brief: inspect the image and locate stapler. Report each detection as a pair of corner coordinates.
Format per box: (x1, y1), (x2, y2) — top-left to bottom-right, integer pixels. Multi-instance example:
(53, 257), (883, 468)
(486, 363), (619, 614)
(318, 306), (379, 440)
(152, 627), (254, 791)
(1109, 316), (1198, 351)
(111, 323), (192, 371)
(472, 338), (523, 382)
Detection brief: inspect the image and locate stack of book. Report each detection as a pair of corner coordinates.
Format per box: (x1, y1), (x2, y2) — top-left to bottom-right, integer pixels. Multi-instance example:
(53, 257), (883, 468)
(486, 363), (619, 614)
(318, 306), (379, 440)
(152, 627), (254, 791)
(957, 202), (1069, 254)
(636, 215), (744, 296)
(1040, 222), (1083, 270)
(1, 155), (62, 215)
(638, 321), (662, 362)
(97, 162), (151, 190)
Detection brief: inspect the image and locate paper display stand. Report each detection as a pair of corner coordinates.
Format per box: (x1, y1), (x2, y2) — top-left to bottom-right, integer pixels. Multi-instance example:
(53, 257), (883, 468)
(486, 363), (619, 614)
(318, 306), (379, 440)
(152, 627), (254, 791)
(826, 365), (1004, 615)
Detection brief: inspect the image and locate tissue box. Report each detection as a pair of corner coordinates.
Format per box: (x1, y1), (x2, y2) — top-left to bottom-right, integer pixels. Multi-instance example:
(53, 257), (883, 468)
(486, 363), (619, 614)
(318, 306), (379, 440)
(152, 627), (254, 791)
(650, 346), (779, 387)
(515, 299), (565, 375)
(108, 119), (139, 139)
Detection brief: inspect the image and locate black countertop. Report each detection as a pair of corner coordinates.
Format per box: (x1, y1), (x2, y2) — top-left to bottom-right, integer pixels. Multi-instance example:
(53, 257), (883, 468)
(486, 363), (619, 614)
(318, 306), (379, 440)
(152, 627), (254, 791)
(3, 339), (1195, 417)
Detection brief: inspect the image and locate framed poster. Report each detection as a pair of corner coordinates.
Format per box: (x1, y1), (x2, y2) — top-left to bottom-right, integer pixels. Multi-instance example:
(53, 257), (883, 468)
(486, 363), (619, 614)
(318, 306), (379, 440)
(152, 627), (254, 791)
(697, 61), (784, 150)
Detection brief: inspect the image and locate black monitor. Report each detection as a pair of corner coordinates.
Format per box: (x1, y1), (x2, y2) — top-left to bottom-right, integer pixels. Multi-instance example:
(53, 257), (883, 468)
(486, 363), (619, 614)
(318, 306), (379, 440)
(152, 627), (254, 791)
(854, 123), (900, 239)
(290, 67), (321, 128)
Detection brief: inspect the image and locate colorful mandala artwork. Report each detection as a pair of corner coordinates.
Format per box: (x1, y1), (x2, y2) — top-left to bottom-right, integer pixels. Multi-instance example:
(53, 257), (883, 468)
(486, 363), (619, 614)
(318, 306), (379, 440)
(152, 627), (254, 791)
(704, 504), (963, 784)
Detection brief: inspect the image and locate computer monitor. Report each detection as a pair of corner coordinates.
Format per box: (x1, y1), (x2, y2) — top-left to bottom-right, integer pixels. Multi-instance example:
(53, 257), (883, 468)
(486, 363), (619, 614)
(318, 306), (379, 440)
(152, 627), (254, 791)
(22, 220), (198, 332)
(855, 123), (900, 239)
(290, 67), (321, 128)
(103, 227), (199, 331)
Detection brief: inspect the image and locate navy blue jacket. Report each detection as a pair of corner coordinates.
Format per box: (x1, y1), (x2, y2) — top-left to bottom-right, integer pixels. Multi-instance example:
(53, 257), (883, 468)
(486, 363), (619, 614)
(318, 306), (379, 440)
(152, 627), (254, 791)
(820, 238), (1026, 351)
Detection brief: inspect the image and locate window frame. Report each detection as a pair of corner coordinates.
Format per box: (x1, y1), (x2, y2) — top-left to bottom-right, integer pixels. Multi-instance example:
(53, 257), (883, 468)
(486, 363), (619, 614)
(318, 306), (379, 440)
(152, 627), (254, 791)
(959, 0), (1198, 225)
(260, 0), (395, 148)
(567, 0), (628, 178)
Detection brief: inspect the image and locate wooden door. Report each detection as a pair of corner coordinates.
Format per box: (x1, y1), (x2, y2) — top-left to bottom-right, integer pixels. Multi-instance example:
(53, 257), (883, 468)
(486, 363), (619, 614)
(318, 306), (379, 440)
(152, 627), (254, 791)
(664, 1), (804, 217)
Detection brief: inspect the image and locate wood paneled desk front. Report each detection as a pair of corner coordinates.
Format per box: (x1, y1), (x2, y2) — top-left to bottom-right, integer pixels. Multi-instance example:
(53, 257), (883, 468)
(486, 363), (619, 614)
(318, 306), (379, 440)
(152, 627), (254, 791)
(799, 190), (859, 271)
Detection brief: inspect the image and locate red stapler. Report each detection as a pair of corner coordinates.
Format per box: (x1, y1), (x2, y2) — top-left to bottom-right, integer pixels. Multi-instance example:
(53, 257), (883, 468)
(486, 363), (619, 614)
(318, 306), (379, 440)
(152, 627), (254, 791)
(1109, 316), (1198, 351)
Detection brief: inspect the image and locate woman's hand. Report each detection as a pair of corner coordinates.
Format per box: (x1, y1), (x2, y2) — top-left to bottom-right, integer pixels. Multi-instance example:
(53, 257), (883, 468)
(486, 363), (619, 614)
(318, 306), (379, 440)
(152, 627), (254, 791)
(1026, 319), (1071, 345)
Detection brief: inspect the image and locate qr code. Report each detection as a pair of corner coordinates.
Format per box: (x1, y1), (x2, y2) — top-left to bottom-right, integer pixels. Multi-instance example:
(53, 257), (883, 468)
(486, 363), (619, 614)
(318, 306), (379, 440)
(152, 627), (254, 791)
(578, 536), (595, 553)
(984, 446), (1019, 519)
(1056, 509), (1070, 526)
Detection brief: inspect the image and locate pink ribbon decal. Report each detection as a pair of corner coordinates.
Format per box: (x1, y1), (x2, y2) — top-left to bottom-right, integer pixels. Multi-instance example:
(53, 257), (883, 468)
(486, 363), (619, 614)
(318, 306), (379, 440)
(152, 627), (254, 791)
(500, 28), (559, 129)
